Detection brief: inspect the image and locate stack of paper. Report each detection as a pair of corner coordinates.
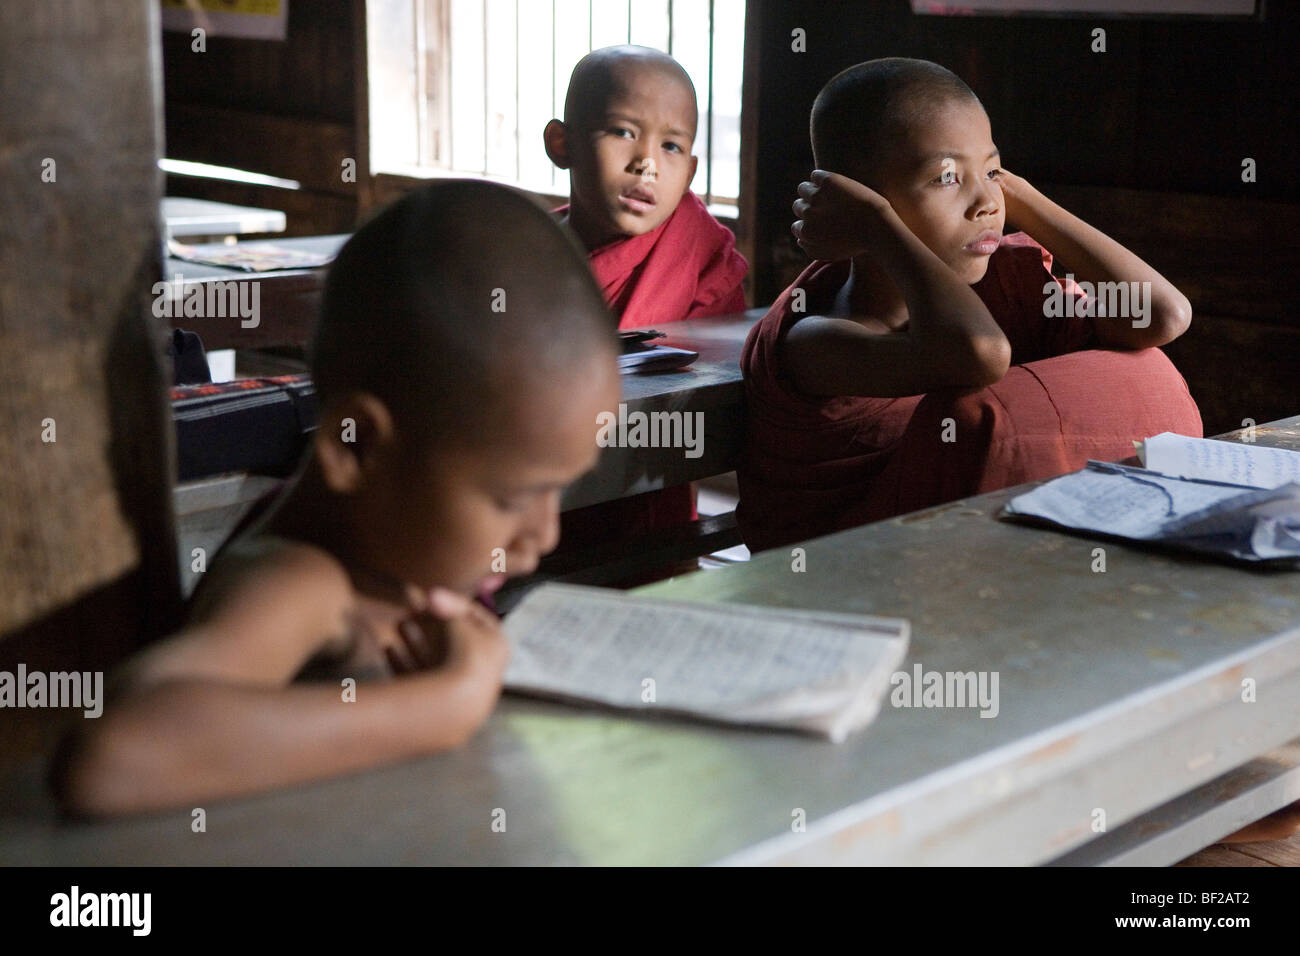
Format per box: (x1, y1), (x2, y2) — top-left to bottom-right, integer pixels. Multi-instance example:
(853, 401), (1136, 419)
(503, 584), (909, 742)
(1001, 433), (1300, 565)
(167, 238), (336, 272)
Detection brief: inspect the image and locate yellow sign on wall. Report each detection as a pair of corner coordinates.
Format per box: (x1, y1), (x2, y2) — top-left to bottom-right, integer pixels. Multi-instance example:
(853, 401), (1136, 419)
(160, 0), (288, 41)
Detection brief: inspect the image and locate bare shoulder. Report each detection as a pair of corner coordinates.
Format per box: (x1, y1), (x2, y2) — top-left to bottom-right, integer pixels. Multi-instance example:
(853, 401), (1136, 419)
(123, 536), (357, 691)
(190, 535), (353, 623)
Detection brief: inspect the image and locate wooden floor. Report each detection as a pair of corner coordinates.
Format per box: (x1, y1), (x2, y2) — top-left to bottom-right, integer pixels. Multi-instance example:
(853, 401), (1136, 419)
(1178, 838), (1300, 866)
(1177, 803), (1300, 866)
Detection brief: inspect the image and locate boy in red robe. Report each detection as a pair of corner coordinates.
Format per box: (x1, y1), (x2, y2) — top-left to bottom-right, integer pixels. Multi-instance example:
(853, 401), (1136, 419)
(738, 58), (1202, 553)
(543, 46), (748, 564)
(544, 45), (747, 326)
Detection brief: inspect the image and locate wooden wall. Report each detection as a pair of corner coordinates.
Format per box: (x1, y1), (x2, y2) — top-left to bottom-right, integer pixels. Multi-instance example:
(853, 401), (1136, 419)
(742, 0), (1298, 434)
(160, 0), (1296, 434)
(162, 0), (368, 235)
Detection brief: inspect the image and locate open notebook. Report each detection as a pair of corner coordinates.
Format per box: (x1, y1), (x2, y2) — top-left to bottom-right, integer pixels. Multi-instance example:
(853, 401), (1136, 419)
(502, 584), (910, 743)
(1002, 433), (1300, 565)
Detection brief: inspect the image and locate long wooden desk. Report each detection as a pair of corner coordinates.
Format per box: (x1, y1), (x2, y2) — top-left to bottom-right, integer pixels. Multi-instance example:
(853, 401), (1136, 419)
(163, 197), (287, 238)
(4, 417), (1297, 865)
(173, 311), (761, 595)
(562, 312), (755, 510)
(162, 234), (345, 350)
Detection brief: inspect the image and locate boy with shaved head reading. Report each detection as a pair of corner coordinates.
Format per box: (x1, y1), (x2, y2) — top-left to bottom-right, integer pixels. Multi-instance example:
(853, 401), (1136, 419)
(737, 58), (1201, 552)
(544, 44), (748, 327)
(55, 181), (622, 816)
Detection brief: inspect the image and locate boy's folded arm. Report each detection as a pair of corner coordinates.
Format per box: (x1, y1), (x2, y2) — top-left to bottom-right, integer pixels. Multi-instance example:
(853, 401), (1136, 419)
(55, 670), (490, 817)
(1000, 172), (1192, 348)
(783, 225), (1010, 398)
(54, 545), (493, 816)
(784, 315), (1009, 398)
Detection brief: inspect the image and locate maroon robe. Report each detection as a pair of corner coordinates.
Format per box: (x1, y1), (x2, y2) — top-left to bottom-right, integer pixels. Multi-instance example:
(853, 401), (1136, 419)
(737, 232), (1203, 553)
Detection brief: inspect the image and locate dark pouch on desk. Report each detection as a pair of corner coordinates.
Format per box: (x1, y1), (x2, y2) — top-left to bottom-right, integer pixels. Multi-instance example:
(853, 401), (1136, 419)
(617, 329), (698, 373)
(618, 345), (700, 374)
(171, 375), (318, 481)
(167, 328), (212, 385)
(619, 329), (666, 350)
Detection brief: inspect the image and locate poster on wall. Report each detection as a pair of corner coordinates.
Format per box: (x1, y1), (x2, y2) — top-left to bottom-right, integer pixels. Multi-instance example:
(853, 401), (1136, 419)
(912, 0), (1257, 15)
(160, 0), (289, 41)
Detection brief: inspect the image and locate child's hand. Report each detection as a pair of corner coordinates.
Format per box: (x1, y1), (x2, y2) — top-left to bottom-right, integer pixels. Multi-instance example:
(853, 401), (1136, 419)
(986, 166), (1191, 347)
(438, 595), (510, 687)
(390, 587), (508, 739)
(388, 612), (451, 673)
(437, 593), (510, 734)
(387, 588), (508, 685)
(989, 167), (1036, 231)
(791, 170), (895, 261)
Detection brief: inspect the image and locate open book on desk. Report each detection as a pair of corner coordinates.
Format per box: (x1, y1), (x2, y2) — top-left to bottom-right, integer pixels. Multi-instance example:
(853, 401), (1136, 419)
(1001, 433), (1300, 566)
(502, 584), (910, 742)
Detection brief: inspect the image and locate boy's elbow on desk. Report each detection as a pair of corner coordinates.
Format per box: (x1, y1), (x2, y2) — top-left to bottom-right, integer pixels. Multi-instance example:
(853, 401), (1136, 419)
(1135, 296), (1192, 348)
(960, 333), (1012, 389)
(1162, 295), (1193, 341)
(913, 327), (1010, 391)
(53, 719), (160, 819)
(1093, 295), (1191, 350)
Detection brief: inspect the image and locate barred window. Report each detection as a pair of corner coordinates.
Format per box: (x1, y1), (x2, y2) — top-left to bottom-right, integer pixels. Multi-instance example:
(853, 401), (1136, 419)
(367, 0), (745, 210)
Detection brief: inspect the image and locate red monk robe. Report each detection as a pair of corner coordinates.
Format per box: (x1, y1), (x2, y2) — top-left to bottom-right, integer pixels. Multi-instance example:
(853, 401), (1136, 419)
(555, 190), (748, 328)
(737, 232), (1203, 553)
(555, 191), (748, 560)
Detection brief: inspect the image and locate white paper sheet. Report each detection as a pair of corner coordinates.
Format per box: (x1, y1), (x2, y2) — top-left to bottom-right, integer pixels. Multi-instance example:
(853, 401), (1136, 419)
(1140, 432), (1300, 489)
(1002, 461), (1252, 539)
(503, 584), (910, 742)
(1002, 461), (1300, 563)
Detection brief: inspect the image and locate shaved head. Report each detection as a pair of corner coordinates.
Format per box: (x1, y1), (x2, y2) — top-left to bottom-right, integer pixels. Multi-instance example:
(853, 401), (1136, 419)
(312, 179), (617, 448)
(563, 45), (698, 135)
(812, 58), (982, 188)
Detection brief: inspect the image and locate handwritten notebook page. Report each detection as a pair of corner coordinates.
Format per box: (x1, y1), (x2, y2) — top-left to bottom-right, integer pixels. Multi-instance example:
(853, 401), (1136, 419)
(1002, 462), (1255, 539)
(1140, 432), (1300, 489)
(503, 584), (910, 743)
(1001, 461), (1300, 563)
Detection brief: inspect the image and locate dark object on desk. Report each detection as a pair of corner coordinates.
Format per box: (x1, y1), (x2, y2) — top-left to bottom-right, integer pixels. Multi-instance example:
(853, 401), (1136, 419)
(166, 329), (212, 385)
(619, 344), (699, 374)
(171, 375), (317, 480)
(619, 329), (666, 347)
(617, 328), (697, 373)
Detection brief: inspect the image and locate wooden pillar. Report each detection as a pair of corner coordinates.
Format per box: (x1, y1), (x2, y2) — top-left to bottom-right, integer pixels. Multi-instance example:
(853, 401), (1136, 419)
(737, 0), (767, 306)
(0, 0), (180, 705)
